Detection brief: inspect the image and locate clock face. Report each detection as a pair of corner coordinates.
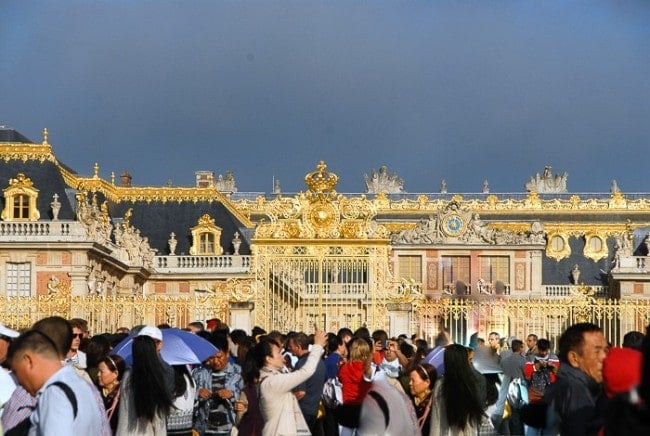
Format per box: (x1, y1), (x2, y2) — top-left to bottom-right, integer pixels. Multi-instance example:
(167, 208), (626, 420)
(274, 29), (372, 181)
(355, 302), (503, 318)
(442, 214), (466, 237)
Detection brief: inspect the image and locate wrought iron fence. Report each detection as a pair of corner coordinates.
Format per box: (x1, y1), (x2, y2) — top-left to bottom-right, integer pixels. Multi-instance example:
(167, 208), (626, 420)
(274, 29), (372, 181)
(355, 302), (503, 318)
(2, 293), (649, 353)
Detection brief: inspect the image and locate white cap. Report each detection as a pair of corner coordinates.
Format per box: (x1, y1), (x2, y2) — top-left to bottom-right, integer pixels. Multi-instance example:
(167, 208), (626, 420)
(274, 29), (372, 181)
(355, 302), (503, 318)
(137, 326), (163, 341)
(0, 323), (19, 339)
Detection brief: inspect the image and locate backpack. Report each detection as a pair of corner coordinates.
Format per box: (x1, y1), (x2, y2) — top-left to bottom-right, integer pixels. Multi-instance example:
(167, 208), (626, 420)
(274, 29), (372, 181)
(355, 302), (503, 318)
(506, 377), (529, 410)
(322, 377), (343, 409)
(528, 364), (553, 404)
(5, 382), (77, 436)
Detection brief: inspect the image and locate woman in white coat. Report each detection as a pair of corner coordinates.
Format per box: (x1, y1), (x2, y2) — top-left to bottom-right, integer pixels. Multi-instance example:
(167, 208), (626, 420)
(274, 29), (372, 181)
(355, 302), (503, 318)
(250, 327), (327, 436)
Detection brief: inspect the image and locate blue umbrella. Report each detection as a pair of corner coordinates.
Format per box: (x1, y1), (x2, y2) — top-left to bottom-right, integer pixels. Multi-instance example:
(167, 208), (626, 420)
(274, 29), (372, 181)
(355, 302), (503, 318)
(113, 328), (218, 365)
(424, 346), (446, 375)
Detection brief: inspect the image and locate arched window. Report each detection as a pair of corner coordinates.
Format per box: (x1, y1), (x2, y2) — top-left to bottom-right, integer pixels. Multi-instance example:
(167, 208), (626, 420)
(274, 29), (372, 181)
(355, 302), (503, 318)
(190, 214), (223, 255)
(2, 173), (40, 221)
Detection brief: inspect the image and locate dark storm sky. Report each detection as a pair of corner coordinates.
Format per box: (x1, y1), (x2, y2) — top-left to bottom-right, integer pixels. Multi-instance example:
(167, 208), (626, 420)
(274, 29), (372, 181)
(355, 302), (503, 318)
(2, 1), (649, 194)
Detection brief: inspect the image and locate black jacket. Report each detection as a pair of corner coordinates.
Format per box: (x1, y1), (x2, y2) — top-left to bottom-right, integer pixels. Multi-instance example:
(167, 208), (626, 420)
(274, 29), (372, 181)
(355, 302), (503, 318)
(544, 364), (606, 435)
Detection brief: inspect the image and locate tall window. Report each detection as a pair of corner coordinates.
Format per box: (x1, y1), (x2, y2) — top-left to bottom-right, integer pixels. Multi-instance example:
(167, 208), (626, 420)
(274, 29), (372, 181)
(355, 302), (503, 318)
(398, 255), (422, 282)
(440, 256), (470, 286)
(6, 262), (31, 297)
(478, 256), (510, 283)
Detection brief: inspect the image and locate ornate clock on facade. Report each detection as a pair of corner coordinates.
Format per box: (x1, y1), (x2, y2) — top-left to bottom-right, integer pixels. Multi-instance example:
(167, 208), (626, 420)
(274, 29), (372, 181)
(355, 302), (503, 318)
(441, 213), (466, 237)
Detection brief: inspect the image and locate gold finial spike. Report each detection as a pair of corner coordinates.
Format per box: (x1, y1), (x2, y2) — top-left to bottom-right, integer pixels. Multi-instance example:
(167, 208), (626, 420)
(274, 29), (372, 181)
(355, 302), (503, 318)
(42, 128), (49, 145)
(93, 162), (99, 178)
(111, 171), (115, 185)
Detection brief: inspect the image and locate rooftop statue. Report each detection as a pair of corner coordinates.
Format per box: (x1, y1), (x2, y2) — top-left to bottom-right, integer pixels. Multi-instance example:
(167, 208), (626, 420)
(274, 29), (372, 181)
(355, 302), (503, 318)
(524, 165), (568, 193)
(364, 165), (405, 194)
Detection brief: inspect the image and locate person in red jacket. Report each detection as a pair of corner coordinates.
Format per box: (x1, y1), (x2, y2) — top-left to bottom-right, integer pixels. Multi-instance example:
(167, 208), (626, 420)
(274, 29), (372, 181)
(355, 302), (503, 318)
(337, 337), (373, 436)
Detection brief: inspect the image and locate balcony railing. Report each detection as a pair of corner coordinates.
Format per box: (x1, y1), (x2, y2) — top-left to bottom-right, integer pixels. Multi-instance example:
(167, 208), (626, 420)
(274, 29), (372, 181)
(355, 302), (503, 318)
(0, 220), (87, 240)
(155, 255), (251, 273)
(542, 285), (609, 298)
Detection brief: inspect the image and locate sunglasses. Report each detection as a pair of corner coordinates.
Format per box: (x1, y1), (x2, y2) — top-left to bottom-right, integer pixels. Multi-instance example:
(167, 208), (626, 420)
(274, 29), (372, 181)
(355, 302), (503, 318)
(72, 333), (84, 339)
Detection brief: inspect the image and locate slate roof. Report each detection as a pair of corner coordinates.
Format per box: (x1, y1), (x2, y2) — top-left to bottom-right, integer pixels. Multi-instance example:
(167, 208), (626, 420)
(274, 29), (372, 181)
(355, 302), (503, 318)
(108, 200), (250, 255)
(0, 160), (77, 221)
(0, 126), (33, 143)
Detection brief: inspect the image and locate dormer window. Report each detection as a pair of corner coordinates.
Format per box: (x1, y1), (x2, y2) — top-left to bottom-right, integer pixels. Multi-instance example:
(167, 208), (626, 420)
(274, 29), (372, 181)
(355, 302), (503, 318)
(190, 214), (223, 255)
(2, 173), (40, 221)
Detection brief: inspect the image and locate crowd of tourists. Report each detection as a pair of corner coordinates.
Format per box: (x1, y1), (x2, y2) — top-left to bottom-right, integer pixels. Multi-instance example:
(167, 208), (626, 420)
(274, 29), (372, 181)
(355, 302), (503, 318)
(0, 316), (649, 436)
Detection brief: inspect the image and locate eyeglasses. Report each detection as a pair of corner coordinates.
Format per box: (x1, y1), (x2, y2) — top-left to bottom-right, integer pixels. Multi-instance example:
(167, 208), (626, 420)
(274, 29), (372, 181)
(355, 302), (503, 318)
(72, 333), (84, 339)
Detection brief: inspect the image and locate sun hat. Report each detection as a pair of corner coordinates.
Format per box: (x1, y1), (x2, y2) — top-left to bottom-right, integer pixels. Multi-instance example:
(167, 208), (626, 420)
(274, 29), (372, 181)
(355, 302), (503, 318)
(137, 325), (163, 341)
(0, 323), (19, 339)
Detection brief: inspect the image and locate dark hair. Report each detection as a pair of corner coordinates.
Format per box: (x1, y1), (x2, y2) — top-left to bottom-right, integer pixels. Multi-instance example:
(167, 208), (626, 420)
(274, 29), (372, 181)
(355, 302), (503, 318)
(100, 354), (126, 382)
(130, 335), (172, 421)
(32, 316), (73, 359)
(8, 329), (60, 363)
(411, 362), (437, 390)
(353, 327), (371, 342)
(209, 332), (229, 353)
(291, 332), (310, 351)
(250, 337), (278, 369)
(236, 336), (256, 367)
(188, 321), (205, 331)
(172, 364), (194, 398)
(623, 331), (645, 351)
(511, 339), (524, 353)
(327, 332), (342, 354)
(537, 338), (551, 352)
(241, 355), (260, 387)
(558, 323), (602, 363)
(441, 344), (484, 429)
(230, 329), (248, 344)
(371, 329), (388, 343)
(86, 334), (112, 370)
(337, 327), (353, 341)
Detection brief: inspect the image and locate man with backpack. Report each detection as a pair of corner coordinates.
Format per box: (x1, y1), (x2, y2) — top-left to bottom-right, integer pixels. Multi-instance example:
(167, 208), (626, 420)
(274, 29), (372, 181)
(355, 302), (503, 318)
(7, 329), (106, 435)
(522, 338), (559, 434)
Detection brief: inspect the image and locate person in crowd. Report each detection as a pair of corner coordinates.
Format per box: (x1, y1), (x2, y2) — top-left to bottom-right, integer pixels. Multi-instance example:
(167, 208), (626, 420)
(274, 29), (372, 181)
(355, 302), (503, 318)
(337, 337), (373, 436)
(544, 322), (608, 436)
(358, 374), (419, 435)
(323, 332), (346, 436)
(337, 328), (353, 346)
(522, 338), (559, 434)
(0, 323), (19, 419)
(187, 321), (205, 334)
(167, 365), (196, 436)
(66, 318), (88, 369)
(430, 344), (485, 436)
(408, 363), (437, 434)
(371, 329), (389, 365)
(526, 334), (539, 360)
(8, 329), (106, 435)
(192, 334), (243, 436)
(233, 357), (263, 436)
(289, 331), (327, 435)
(493, 338), (527, 435)
(2, 316), (110, 435)
(250, 327), (327, 436)
(85, 334), (112, 385)
(116, 330), (173, 435)
(603, 325), (650, 435)
(622, 330), (644, 351)
(97, 354), (125, 434)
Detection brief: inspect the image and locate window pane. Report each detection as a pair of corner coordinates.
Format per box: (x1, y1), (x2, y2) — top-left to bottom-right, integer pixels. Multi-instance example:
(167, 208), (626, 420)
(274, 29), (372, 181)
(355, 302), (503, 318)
(398, 255), (422, 282)
(6, 262), (31, 297)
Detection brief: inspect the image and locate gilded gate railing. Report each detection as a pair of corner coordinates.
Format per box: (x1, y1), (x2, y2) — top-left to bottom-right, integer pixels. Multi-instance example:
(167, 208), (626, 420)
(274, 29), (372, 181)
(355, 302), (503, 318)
(412, 297), (650, 349)
(2, 292), (650, 348)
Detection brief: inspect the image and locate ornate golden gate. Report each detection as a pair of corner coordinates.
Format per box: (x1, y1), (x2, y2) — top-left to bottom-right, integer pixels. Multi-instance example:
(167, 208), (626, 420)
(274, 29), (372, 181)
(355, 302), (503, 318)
(249, 161), (395, 332)
(251, 243), (392, 332)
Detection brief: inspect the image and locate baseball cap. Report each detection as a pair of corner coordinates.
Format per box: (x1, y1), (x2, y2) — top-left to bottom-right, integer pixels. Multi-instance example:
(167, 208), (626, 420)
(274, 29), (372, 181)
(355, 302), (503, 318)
(0, 323), (19, 340)
(137, 326), (163, 342)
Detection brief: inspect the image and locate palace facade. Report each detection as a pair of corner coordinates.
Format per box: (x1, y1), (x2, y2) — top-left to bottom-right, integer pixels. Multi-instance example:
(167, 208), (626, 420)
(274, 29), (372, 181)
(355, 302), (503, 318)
(1, 126), (649, 345)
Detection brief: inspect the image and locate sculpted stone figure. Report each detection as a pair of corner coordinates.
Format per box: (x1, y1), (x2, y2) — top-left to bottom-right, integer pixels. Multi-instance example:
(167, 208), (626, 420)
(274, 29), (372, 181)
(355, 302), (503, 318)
(364, 165), (405, 194)
(524, 166), (568, 193)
